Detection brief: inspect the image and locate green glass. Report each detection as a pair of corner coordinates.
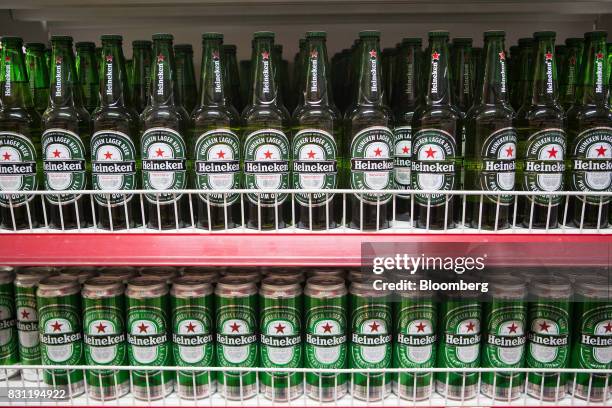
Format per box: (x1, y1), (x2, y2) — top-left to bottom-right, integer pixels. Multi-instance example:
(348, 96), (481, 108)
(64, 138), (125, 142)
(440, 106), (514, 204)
(508, 45), (520, 106)
(381, 47), (396, 107)
(0, 37), (42, 230)
(91, 35), (141, 230)
(25, 43), (49, 115)
(556, 45), (568, 84)
(511, 38), (535, 112)
(76, 42), (100, 113)
(239, 59), (251, 109)
(174, 44), (197, 114)
(292, 32), (343, 230)
(140, 33), (190, 230)
(451, 38), (475, 114)
(131, 40), (152, 114)
(42, 36), (92, 229)
(560, 38), (585, 111)
(44, 47), (51, 75)
(242, 32), (291, 230)
(515, 31), (566, 229)
(223, 44), (243, 112)
(0, 274), (18, 370)
(567, 31), (612, 228)
(192, 33), (241, 230)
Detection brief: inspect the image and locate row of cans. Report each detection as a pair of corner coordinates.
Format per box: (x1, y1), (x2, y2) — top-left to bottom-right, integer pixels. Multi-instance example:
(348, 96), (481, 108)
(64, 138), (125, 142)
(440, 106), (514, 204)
(0, 265), (610, 403)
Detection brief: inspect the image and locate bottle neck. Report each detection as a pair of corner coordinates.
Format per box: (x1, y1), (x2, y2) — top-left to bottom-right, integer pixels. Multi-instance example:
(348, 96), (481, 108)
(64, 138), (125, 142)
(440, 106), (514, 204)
(132, 47), (151, 85)
(452, 44), (473, 109)
(199, 39), (228, 106)
(0, 44), (33, 108)
(250, 38), (279, 105)
(26, 49), (48, 89)
(531, 38), (559, 105)
(356, 38), (384, 105)
(424, 38), (452, 105)
(477, 37), (509, 105)
(99, 42), (127, 107)
(577, 36), (609, 106)
(561, 44), (582, 100)
(149, 40), (176, 107)
(49, 44), (78, 107)
(394, 44), (420, 109)
(76, 48), (97, 86)
(300, 38), (332, 106)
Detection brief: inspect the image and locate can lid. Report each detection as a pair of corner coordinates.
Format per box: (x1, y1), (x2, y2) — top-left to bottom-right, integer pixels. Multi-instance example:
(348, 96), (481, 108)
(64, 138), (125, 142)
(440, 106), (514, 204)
(305, 276), (346, 295)
(260, 276), (302, 296)
(132, 40), (152, 47)
(202, 32), (223, 40)
(15, 269), (47, 287)
(575, 276), (611, 298)
(82, 276), (124, 297)
(253, 31), (275, 39)
(487, 275), (527, 299)
(350, 279), (388, 297)
(127, 276), (167, 294)
(75, 41), (96, 49)
(585, 30), (608, 39)
(50, 35), (74, 43)
(38, 275), (80, 294)
(216, 275), (257, 295)
(171, 276), (213, 296)
(533, 31), (556, 39)
(174, 43), (193, 52)
(0, 269), (13, 285)
(306, 31), (327, 39)
(530, 276), (571, 298)
(359, 30), (380, 39)
(152, 33), (174, 41)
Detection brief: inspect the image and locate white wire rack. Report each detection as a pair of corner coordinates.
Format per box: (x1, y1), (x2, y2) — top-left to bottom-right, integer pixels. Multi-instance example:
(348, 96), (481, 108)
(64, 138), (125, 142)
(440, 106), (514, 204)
(1, 189), (612, 234)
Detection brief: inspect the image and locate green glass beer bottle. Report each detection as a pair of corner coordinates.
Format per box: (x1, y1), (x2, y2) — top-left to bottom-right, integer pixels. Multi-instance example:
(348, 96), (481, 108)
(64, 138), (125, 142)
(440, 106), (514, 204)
(192, 33), (241, 230)
(223, 44), (243, 112)
(174, 44), (197, 114)
(567, 31), (612, 228)
(44, 47), (51, 74)
(91, 35), (141, 230)
(242, 32), (291, 230)
(140, 33), (190, 230)
(0, 36), (42, 230)
(75, 42), (100, 113)
(131, 40), (152, 114)
(393, 38), (422, 221)
(239, 59), (251, 110)
(412, 31), (462, 229)
(508, 44), (519, 102)
(559, 38), (584, 111)
(42, 36), (92, 229)
(25, 43), (49, 116)
(292, 31), (342, 230)
(451, 38), (475, 114)
(346, 31), (394, 230)
(511, 38), (535, 112)
(515, 31), (566, 229)
(465, 31), (517, 230)
(556, 44), (567, 82)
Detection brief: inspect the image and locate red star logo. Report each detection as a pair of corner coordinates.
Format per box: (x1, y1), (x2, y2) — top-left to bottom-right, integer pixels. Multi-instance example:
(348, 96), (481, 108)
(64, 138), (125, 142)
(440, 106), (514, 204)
(416, 322), (426, 332)
(137, 323), (148, 333)
(597, 52), (604, 60)
(402, 146), (410, 154)
(307, 150), (316, 159)
(2, 152), (10, 161)
(105, 55), (113, 62)
(212, 51), (220, 60)
(545, 51), (553, 61)
(499, 51), (506, 61)
(264, 150), (273, 159)
(274, 324), (285, 334)
(547, 147), (558, 158)
(52, 149), (61, 158)
(310, 50), (318, 59)
(569, 56), (577, 65)
(605, 322), (612, 333)
(21, 310), (30, 319)
(506, 146), (514, 157)
(432, 51), (440, 61)
(216, 150), (226, 159)
(95, 323), (107, 333)
(262, 51), (270, 60)
(104, 151), (113, 159)
(185, 322), (197, 333)
(369, 321), (380, 332)
(596, 145), (607, 157)
(322, 322), (333, 333)
(425, 147), (436, 158)
(157, 54), (165, 63)
(155, 148), (164, 157)
(369, 49), (377, 58)
(55, 57), (62, 64)
(539, 321), (550, 332)
(51, 321), (62, 332)
(507, 323), (518, 334)
(230, 322), (241, 332)
(374, 147), (382, 157)
(466, 321), (476, 332)
(4, 56), (9, 63)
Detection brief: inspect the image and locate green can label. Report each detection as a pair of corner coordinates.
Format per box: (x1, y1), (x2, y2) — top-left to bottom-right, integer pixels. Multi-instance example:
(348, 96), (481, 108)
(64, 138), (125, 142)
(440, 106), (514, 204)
(483, 305), (527, 368)
(0, 282), (17, 364)
(571, 126), (612, 204)
(16, 286), (40, 364)
(91, 130), (137, 206)
(127, 307), (170, 366)
(305, 305), (347, 369)
(412, 128), (457, 206)
(395, 303), (437, 368)
(439, 303), (481, 367)
(526, 303), (570, 369)
(576, 305), (612, 368)
(479, 127), (517, 204)
(350, 303), (392, 368)
(216, 304), (257, 367)
(194, 129), (240, 206)
(393, 126), (412, 191)
(243, 129), (290, 206)
(291, 129), (338, 206)
(141, 127), (187, 204)
(0, 131), (37, 207)
(172, 304), (214, 368)
(350, 126), (394, 204)
(522, 128), (566, 205)
(42, 128), (87, 204)
(260, 305), (302, 368)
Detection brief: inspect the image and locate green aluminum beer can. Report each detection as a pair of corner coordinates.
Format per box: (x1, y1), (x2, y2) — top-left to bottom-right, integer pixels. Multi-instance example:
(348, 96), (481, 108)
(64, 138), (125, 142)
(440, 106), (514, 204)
(259, 277), (303, 401)
(266, 269), (305, 284)
(100, 267), (139, 284)
(126, 276), (174, 400)
(304, 276), (348, 401)
(526, 276), (571, 402)
(171, 276), (215, 399)
(60, 266), (99, 284)
(180, 266), (220, 283)
(82, 277), (129, 400)
(349, 280), (392, 401)
(436, 289), (482, 400)
(215, 276), (258, 400)
(570, 276), (612, 402)
(140, 267), (179, 284)
(37, 275), (85, 397)
(0, 269), (18, 380)
(481, 276), (528, 401)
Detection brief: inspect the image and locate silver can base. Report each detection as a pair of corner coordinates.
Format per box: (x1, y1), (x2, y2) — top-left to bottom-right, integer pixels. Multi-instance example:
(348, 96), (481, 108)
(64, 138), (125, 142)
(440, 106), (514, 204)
(570, 383), (612, 402)
(176, 382), (217, 400)
(88, 382), (130, 400)
(527, 382), (566, 402)
(21, 369), (43, 382)
(261, 384), (304, 401)
(481, 382), (523, 401)
(131, 382), (174, 401)
(217, 384), (257, 400)
(305, 382), (348, 402)
(436, 380), (478, 400)
(392, 381), (433, 401)
(350, 382), (392, 401)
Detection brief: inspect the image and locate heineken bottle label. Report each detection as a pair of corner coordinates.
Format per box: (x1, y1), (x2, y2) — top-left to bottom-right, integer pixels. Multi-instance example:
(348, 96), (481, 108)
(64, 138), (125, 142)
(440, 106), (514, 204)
(0, 283), (17, 364)
(244, 129), (290, 206)
(571, 126), (612, 204)
(305, 305), (347, 369)
(395, 303), (436, 368)
(350, 126), (394, 204)
(479, 127), (517, 205)
(83, 301), (127, 373)
(91, 130), (137, 207)
(172, 304), (214, 368)
(127, 308), (170, 367)
(412, 128), (457, 206)
(393, 126), (412, 192)
(483, 305), (527, 368)
(16, 287), (40, 364)
(350, 303), (392, 369)
(576, 304), (612, 369)
(0, 131), (37, 207)
(141, 127), (187, 204)
(194, 129), (240, 206)
(260, 304), (301, 369)
(522, 128), (566, 206)
(39, 303), (83, 365)
(216, 304), (257, 369)
(526, 303), (570, 369)
(440, 303), (481, 368)
(42, 128), (87, 204)
(291, 129), (338, 206)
